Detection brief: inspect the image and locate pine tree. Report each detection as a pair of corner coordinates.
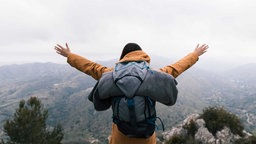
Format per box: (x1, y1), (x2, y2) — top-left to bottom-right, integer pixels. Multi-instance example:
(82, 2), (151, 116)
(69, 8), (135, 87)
(2, 97), (63, 144)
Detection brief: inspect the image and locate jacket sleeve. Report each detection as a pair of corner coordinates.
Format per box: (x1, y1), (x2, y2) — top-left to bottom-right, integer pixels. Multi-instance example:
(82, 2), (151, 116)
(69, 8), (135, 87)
(67, 53), (112, 80)
(160, 52), (199, 78)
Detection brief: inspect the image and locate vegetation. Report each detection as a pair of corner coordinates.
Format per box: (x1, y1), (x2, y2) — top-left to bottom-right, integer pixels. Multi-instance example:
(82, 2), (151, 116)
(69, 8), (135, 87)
(1, 63), (256, 142)
(200, 106), (244, 136)
(183, 120), (198, 138)
(165, 106), (251, 143)
(165, 135), (201, 144)
(165, 119), (201, 144)
(1, 97), (63, 144)
(234, 135), (256, 144)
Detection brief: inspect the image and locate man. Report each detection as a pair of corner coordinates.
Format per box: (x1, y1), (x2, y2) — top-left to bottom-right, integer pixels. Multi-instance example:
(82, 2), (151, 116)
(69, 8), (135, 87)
(55, 43), (208, 144)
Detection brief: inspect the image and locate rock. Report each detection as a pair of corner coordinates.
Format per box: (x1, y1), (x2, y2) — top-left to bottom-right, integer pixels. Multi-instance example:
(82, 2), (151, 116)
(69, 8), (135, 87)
(161, 113), (252, 144)
(162, 127), (187, 141)
(183, 113), (200, 125)
(216, 127), (233, 144)
(216, 127), (242, 144)
(195, 127), (216, 144)
(195, 118), (205, 128)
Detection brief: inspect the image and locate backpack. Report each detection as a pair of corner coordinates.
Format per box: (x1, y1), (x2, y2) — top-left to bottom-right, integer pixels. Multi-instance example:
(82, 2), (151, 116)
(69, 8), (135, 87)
(88, 61), (178, 138)
(111, 61), (163, 138)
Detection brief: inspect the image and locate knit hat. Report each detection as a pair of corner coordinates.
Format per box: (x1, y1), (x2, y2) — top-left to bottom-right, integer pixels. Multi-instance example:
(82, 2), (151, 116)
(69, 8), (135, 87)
(120, 43), (142, 60)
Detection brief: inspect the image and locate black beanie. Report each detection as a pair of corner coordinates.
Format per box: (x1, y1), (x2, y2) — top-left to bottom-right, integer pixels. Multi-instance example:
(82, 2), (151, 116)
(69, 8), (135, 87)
(120, 43), (142, 60)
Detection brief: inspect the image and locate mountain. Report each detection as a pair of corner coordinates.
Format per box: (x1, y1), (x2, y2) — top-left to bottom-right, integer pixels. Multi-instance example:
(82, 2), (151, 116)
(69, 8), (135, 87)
(221, 63), (256, 132)
(225, 63), (256, 87)
(0, 61), (256, 143)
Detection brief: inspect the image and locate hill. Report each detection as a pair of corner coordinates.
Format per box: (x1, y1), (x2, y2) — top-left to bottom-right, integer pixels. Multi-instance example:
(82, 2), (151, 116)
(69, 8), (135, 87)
(0, 62), (256, 143)
(222, 63), (256, 132)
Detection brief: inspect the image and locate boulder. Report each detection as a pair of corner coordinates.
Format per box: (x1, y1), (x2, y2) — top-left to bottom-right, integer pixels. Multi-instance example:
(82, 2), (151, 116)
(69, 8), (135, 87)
(195, 127), (216, 144)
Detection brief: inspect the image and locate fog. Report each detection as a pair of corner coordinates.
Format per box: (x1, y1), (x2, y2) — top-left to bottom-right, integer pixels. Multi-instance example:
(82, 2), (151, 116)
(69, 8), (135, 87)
(0, 0), (255, 70)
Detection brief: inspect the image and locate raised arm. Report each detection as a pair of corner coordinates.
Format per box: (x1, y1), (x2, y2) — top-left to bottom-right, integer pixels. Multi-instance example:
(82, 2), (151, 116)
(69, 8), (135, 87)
(160, 44), (208, 78)
(54, 43), (112, 80)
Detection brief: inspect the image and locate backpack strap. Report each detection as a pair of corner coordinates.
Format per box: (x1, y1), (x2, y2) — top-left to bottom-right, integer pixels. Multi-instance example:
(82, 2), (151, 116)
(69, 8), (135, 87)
(127, 98), (137, 127)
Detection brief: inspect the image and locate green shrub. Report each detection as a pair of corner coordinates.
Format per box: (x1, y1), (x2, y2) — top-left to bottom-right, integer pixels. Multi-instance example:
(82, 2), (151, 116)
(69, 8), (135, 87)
(200, 106), (244, 136)
(165, 135), (201, 144)
(165, 135), (186, 144)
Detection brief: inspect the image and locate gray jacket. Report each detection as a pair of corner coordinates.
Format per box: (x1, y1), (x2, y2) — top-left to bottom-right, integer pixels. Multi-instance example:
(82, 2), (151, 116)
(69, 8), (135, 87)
(89, 61), (178, 111)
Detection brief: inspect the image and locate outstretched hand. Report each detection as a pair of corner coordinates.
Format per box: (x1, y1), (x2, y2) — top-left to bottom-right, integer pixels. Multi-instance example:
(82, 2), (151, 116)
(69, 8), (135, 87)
(194, 44), (209, 56)
(54, 43), (71, 57)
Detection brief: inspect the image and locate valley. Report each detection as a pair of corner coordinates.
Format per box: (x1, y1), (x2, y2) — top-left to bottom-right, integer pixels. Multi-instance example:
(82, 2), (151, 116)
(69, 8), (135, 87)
(0, 62), (255, 143)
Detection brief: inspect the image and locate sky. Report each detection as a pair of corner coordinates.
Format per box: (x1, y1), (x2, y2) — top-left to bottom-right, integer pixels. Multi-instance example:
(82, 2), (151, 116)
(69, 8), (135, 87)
(0, 0), (256, 68)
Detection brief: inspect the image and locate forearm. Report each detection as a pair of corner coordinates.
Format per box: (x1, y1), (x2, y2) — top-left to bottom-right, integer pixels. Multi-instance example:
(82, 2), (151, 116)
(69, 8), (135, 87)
(160, 52), (199, 78)
(67, 53), (111, 80)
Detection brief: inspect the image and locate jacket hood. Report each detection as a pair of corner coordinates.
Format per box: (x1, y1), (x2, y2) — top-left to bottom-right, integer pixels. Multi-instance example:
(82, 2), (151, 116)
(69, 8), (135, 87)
(113, 61), (148, 98)
(118, 50), (151, 63)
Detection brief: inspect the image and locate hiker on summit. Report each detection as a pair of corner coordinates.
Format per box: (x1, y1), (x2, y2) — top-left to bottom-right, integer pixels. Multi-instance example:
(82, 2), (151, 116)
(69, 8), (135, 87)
(55, 43), (208, 144)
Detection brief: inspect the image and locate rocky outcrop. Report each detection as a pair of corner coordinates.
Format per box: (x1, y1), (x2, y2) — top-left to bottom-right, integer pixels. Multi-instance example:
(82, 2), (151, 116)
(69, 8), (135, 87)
(161, 114), (250, 144)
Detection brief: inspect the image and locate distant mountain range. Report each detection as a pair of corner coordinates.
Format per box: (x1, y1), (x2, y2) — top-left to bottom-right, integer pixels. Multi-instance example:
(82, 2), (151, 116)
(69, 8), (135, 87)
(0, 61), (255, 143)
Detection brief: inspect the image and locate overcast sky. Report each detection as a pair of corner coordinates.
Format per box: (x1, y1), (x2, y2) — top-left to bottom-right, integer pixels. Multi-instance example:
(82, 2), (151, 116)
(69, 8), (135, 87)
(0, 0), (255, 68)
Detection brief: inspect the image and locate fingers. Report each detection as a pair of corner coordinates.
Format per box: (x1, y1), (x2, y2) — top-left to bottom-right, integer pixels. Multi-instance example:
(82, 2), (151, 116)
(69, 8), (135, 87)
(54, 46), (60, 52)
(202, 45), (209, 51)
(56, 44), (64, 49)
(200, 44), (208, 53)
(198, 44), (209, 50)
(55, 44), (66, 51)
(194, 44), (209, 56)
(54, 46), (63, 55)
(54, 43), (71, 57)
(66, 43), (70, 51)
(54, 46), (63, 53)
(55, 43), (70, 51)
(202, 45), (208, 54)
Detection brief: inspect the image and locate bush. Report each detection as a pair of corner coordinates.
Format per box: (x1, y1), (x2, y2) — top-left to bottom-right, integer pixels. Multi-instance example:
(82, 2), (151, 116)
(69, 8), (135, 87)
(200, 106), (244, 136)
(183, 120), (198, 138)
(165, 135), (201, 144)
(165, 135), (186, 144)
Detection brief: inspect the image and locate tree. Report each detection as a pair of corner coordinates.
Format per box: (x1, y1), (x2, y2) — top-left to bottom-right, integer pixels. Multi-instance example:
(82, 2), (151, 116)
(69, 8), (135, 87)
(2, 97), (63, 144)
